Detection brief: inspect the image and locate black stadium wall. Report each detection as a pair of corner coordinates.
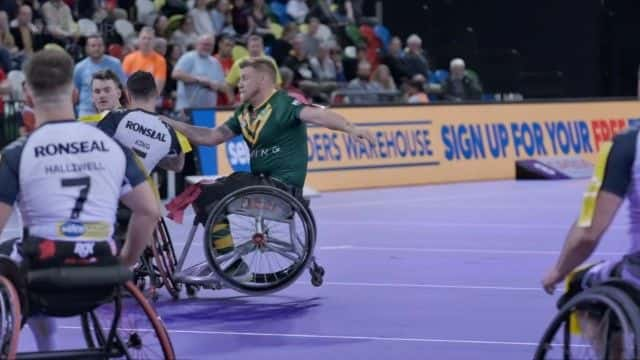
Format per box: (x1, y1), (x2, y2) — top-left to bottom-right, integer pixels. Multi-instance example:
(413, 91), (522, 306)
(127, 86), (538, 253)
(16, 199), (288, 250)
(380, 0), (640, 99)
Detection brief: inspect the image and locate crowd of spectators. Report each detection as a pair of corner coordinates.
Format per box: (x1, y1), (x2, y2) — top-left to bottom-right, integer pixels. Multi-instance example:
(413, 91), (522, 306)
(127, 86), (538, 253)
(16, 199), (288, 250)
(0, 0), (486, 118)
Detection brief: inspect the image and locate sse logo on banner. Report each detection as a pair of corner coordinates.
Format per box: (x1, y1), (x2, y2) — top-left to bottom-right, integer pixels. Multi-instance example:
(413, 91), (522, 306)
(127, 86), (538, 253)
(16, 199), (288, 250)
(225, 136), (250, 172)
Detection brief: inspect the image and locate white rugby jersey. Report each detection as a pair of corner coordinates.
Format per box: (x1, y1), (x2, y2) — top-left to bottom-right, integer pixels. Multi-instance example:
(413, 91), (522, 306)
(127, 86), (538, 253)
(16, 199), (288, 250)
(0, 120), (146, 241)
(97, 109), (182, 174)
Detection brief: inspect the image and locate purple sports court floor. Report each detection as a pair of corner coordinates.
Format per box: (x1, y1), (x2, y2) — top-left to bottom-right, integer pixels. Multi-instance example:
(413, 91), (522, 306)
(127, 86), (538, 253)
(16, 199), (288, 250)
(3, 179), (632, 359)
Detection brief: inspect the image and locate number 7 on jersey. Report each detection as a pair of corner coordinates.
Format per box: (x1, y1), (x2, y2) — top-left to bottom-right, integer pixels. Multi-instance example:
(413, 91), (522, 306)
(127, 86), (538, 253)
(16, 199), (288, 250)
(61, 176), (91, 219)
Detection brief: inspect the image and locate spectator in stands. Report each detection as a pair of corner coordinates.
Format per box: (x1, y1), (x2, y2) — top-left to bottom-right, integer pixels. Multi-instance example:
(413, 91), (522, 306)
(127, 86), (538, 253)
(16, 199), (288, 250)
(215, 34), (234, 74)
(75, 0), (97, 20)
(153, 37), (172, 100)
(226, 34), (281, 89)
(301, 17), (321, 58)
(270, 22), (298, 65)
(403, 34), (429, 78)
(0, 11), (16, 54)
(122, 27), (167, 94)
(153, 37), (167, 56)
(214, 33), (234, 105)
(304, 16), (334, 56)
(248, 0), (272, 38)
(210, 0), (234, 35)
(172, 34), (227, 112)
(190, 0), (214, 35)
(10, 5), (43, 55)
(286, 0), (309, 23)
(371, 64), (396, 91)
(333, 0), (359, 23)
(165, 43), (183, 99)
(74, 34), (126, 116)
(283, 33), (314, 85)
(97, 5), (125, 46)
(309, 41), (337, 82)
(231, 0), (250, 38)
(0, 0), (17, 20)
(406, 77), (428, 104)
(307, 0), (334, 24)
(41, 0), (78, 43)
(153, 15), (170, 39)
(382, 36), (410, 84)
(327, 44), (344, 81)
(280, 66), (309, 104)
(441, 58), (483, 101)
(170, 15), (199, 52)
(347, 60), (382, 104)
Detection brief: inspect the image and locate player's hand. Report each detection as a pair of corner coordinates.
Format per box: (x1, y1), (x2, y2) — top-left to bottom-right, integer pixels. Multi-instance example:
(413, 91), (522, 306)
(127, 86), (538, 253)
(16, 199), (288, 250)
(542, 268), (562, 295)
(350, 126), (375, 145)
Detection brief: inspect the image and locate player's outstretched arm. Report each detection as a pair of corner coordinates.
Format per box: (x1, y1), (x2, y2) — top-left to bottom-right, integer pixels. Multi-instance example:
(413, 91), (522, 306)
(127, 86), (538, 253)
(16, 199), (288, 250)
(162, 116), (236, 146)
(299, 106), (375, 145)
(119, 181), (161, 267)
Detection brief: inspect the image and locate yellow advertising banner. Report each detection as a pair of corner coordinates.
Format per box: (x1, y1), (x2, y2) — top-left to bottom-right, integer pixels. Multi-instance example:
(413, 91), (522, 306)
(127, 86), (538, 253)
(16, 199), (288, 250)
(214, 101), (640, 191)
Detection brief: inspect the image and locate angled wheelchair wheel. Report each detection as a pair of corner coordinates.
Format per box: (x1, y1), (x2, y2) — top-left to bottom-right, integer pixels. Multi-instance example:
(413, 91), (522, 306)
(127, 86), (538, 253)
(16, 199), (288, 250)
(81, 281), (175, 359)
(0, 276), (20, 359)
(151, 218), (181, 299)
(203, 185), (316, 295)
(534, 285), (640, 359)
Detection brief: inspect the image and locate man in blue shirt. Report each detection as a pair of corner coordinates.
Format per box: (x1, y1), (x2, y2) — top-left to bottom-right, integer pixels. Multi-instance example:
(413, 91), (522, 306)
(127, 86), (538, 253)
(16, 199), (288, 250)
(172, 34), (227, 112)
(73, 34), (126, 117)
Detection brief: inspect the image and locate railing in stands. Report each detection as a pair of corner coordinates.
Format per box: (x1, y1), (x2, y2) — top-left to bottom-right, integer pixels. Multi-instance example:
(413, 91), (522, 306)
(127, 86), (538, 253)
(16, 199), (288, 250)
(329, 88), (404, 105)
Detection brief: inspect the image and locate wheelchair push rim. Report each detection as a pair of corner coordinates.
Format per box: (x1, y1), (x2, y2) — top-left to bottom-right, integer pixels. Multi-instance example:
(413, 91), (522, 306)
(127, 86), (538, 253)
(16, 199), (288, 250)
(151, 218), (181, 299)
(81, 281), (175, 359)
(534, 286), (640, 360)
(0, 275), (20, 359)
(203, 185), (316, 295)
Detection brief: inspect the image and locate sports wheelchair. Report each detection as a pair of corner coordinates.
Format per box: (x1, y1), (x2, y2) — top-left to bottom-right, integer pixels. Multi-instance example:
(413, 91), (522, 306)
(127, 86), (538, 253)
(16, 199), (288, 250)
(0, 240), (175, 359)
(534, 279), (640, 359)
(153, 174), (325, 298)
(130, 218), (180, 301)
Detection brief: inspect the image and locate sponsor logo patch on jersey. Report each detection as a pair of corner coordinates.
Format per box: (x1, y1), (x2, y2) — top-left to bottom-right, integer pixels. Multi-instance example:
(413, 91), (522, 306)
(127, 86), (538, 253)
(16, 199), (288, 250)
(74, 242), (95, 258)
(57, 221), (111, 239)
(59, 221), (86, 237)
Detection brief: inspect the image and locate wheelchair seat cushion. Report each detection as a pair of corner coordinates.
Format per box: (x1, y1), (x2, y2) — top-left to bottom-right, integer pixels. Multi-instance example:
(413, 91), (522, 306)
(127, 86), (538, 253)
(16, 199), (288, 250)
(27, 264), (132, 291)
(189, 172), (306, 225)
(17, 237), (128, 317)
(27, 265), (131, 318)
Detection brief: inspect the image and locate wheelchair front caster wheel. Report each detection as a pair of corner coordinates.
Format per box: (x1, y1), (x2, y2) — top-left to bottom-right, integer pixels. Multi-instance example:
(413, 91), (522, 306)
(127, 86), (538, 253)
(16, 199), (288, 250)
(150, 288), (159, 302)
(309, 266), (324, 287)
(311, 274), (323, 287)
(313, 265), (325, 277)
(136, 277), (146, 292)
(186, 285), (198, 297)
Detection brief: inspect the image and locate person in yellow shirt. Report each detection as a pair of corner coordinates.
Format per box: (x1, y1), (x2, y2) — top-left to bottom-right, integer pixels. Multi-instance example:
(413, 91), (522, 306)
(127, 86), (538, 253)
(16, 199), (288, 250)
(226, 34), (281, 89)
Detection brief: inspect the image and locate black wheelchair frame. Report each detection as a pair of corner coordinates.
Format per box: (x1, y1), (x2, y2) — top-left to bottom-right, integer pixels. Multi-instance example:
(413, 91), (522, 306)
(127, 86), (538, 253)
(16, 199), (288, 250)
(169, 183), (325, 297)
(0, 256), (175, 359)
(535, 279), (640, 359)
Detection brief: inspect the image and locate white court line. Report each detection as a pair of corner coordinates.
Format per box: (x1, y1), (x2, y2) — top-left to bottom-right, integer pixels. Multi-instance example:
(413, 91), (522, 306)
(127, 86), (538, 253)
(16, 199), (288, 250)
(315, 245), (626, 256)
(313, 192), (539, 209)
(57, 325), (539, 346)
(294, 281), (540, 291)
(314, 187), (582, 209)
(320, 220), (628, 230)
